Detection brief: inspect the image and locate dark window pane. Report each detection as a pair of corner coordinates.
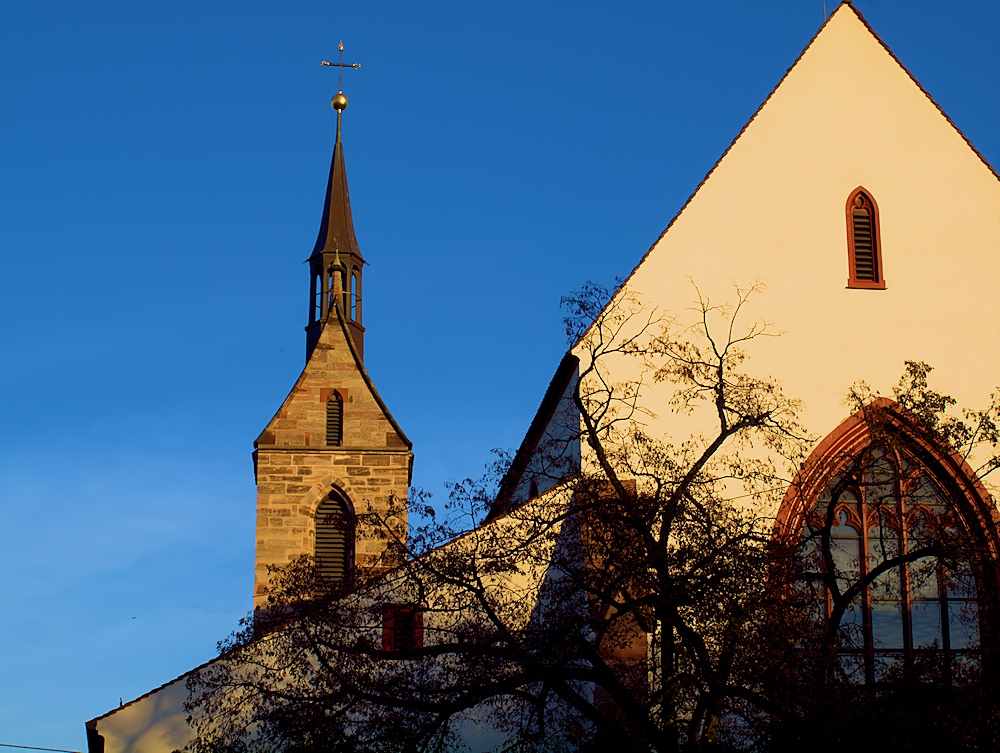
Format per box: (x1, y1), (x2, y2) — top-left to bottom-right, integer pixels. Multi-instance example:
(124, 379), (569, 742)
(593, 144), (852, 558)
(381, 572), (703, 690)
(867, 524), (899, 561)
(831, 526), (860, 592)
(837, 601), (865, 651)
(946, 567), (976, 599)
(871, 601), (904, 649)
(909, 474), (947, 517)
(864, 454), (896, 511)
(867, 526), (901, 599)
(873, 652), (904, 682)
(908, 558), (940, 600)
(839, 653), (865, 684)
(910, 600), (943, 648)
(948, 601), (979, 649)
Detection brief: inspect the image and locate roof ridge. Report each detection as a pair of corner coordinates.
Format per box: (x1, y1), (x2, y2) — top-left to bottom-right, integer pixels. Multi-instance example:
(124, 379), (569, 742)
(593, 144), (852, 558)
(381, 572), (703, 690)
(87, 653), (215, 724)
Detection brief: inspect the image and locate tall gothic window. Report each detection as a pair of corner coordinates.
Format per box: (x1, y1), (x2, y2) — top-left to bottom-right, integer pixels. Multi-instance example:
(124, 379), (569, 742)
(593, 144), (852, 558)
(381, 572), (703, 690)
(803, 448), (980, 683)
(782, 404), (993, 687)
(846, 187), (885, 289)
(315, 493), (354, 585)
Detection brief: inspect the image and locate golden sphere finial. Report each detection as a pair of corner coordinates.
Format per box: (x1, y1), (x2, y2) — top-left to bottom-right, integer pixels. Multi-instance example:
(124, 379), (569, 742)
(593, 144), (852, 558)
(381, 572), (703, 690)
(331, 92), (348, 111)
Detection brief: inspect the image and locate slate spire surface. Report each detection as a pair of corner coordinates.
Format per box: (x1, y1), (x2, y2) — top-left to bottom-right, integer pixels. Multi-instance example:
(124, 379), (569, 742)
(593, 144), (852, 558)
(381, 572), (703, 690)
(305, 77), (367, 360)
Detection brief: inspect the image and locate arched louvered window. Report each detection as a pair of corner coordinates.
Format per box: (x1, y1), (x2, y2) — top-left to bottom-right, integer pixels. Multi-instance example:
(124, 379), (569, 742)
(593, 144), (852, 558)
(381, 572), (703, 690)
(315, 493), (354, 585)
(846, 187), (885, 289)
(326, 391), (344, 447)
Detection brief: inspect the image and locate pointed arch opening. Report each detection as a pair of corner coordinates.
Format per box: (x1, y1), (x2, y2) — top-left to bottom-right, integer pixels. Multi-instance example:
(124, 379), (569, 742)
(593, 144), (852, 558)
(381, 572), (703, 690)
(778, 400), (998, 685)
(351, 266), (361, 323)
(315, 490), (355, 586)
(846, 187), (886, 290)
(311, 271), (322, 324)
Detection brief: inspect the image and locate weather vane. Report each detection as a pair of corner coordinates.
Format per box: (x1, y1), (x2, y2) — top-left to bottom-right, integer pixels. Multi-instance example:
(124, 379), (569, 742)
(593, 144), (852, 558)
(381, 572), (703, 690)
(321, 41), (361, 95)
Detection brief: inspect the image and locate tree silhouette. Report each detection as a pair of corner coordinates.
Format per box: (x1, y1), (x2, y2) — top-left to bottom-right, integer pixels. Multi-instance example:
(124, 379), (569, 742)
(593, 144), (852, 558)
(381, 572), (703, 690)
(186, 284), (1000, 752)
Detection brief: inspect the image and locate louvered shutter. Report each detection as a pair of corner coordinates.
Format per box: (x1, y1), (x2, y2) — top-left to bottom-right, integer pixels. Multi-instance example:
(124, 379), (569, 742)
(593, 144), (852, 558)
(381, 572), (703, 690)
(412, 608), (423, 650)
(852, 205), (876, 281)
(848, 190), (881, 285)
(316, 498), (350, 582)
(326, 394), (343, 446)
(382, 607), (396, 652)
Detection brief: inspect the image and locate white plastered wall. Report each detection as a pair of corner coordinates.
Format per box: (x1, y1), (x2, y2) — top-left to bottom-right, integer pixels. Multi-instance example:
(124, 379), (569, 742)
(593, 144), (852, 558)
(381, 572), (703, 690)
(89, 675), (193, 753)
(565, 5), (999, 502)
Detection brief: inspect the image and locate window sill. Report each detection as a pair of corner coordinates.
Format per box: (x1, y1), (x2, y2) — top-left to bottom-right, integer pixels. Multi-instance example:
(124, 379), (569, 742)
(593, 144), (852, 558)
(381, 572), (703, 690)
(846, 279), (887, 290)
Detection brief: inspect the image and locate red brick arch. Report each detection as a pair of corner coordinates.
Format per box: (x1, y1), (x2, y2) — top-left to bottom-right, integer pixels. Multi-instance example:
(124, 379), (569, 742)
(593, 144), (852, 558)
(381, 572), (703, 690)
(777, 398), (1000, 561)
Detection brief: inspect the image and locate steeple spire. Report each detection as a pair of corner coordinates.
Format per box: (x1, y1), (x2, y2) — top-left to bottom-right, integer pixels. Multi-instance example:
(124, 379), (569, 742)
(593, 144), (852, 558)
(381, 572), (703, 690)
(312, 97), (362, 262)
(306, 44), (366, 360)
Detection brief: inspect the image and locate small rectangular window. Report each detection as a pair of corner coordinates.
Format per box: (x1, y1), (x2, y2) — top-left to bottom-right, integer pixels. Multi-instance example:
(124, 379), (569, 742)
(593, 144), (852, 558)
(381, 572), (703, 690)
(382, 604), (423, 654)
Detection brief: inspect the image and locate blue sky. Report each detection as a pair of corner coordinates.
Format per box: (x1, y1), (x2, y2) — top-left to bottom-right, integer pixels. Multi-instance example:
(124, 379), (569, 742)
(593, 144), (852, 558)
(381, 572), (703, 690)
(1, 1), (997, 748)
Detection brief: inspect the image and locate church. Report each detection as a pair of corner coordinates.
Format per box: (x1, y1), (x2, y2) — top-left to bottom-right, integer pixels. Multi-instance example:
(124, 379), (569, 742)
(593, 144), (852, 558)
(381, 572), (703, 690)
(85, 3), (999, 750)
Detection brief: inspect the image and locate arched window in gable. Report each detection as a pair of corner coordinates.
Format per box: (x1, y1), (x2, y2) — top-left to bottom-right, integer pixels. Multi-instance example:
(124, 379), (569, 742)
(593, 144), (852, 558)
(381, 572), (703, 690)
(315, 492), (354, 585)
(780, 402), (997, 685)
(311, 272), (322, 324)
(846, 187), (885, 289)
(326, 391), (344, 447)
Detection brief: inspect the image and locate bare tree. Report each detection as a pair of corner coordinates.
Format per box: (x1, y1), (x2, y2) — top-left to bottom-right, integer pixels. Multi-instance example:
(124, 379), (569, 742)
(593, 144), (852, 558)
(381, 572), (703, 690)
(185, 285), (999, 753)
(768, 363), (1000, 752)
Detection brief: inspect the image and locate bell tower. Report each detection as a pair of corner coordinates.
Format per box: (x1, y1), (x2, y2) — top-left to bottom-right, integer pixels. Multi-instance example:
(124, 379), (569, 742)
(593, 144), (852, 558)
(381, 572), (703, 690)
(305, 82), (366, 360)
(252, 51), (412, 610)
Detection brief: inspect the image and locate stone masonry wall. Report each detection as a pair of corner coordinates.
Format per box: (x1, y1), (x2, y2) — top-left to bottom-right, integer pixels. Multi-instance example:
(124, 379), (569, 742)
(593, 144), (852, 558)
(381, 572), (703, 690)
(253, 313), (412, 608)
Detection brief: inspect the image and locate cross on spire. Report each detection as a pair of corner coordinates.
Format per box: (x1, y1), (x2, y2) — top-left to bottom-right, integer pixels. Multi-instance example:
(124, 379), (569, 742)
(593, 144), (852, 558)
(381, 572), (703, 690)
(321, 41), (361, 93)
(308, 41), (366, 360)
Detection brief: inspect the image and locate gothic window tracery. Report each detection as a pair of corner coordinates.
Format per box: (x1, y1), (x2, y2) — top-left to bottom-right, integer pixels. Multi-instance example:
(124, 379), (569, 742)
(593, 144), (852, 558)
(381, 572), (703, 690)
(803, 448), (981, 683)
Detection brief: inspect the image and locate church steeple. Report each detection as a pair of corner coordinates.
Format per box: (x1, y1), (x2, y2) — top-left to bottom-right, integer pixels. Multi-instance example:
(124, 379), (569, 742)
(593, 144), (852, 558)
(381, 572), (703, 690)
(306, 65), (366, 361)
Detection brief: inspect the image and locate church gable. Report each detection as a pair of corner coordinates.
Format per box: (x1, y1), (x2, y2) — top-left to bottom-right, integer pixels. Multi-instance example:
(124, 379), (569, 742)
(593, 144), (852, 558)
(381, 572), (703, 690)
(503, 3), (999, 502)
(581, 1), (999, 441)
(255, 308), (410, 455)
(640, 2), (998, 265)
(630, 1), (999, 299)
